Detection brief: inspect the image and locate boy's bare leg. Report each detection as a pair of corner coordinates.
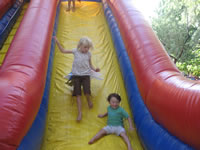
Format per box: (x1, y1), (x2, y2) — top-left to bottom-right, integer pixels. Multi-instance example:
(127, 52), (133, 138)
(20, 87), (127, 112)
(120, 132), (133, 150)
(88, 129), (107, 144)
(72, 0), (75, 12)
(86, 94), (93, 109)
(76, 95), (82, 121)
(66, 0), (71, 11)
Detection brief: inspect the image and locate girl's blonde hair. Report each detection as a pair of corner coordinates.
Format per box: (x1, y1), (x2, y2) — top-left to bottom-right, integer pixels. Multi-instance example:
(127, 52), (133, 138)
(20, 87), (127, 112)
(77, 36), (94, 50)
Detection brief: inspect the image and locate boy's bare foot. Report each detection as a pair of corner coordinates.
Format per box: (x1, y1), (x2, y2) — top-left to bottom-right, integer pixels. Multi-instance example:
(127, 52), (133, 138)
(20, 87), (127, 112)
(87, 100), (93, 109)
(72, 7), (75, 12)
(77, 113), (82, 122)
(66, 8), (70, 11)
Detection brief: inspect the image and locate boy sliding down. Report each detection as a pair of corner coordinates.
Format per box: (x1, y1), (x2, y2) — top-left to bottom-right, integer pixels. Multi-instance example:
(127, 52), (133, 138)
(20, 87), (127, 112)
(88, 93), (134, 150)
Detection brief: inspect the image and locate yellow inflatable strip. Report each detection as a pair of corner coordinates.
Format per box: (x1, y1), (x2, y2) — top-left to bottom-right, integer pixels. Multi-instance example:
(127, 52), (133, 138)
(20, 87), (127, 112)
(41, 1), (143, 150)
(0, 3), (28, 66)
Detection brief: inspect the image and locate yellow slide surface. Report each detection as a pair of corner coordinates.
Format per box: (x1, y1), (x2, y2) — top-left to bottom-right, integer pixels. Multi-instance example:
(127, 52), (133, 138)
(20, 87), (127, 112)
(41, 1), (143, 150)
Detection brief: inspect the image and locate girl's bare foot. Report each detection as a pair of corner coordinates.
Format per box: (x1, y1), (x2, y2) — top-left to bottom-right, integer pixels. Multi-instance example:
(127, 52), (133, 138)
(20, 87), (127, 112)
(72, 7), (75, 12)
(87, 100), (93, 109)
(88, 139), (94, 144)
(77, 113), (82, 122)
(66, 8), (70, 11)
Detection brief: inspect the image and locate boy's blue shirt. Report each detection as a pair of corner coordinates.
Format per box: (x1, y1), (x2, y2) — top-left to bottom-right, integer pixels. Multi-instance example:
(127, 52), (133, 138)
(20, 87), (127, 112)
(107, 106), (129, 127)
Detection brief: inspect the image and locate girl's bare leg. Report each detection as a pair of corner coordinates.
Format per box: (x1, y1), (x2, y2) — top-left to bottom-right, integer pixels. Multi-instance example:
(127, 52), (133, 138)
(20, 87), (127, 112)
(86, 94), (93, 109)
(76, 95), (82, 121)
(88, 129), (107, 144)
(120, 132), (133, 150)
(72, 0), (75, 11)
(66, 0), (71, 11)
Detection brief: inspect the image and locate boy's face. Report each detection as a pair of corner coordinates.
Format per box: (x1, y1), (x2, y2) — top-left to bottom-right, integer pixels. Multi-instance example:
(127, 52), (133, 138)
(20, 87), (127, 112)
(109, 97), (120, 109)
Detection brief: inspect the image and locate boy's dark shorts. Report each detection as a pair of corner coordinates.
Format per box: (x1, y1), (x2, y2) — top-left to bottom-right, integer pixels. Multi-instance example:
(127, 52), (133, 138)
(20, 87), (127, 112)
(72, 75), (91, 96)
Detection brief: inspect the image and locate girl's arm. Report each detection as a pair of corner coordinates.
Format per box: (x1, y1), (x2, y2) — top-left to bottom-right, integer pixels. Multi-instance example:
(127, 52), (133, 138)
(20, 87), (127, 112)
(89, 58), (100, 72)
(53, 36), (73, 53)
(98, 112), (108, 118)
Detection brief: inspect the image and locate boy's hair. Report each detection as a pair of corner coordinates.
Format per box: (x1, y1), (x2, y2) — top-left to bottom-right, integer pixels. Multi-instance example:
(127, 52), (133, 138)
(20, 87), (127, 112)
(77, 36), (94, 50)
(107, 93), (121, 102)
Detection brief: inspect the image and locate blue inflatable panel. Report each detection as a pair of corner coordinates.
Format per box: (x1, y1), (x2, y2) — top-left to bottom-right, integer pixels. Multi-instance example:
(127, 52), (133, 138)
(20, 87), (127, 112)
(0, 0), (24, 49)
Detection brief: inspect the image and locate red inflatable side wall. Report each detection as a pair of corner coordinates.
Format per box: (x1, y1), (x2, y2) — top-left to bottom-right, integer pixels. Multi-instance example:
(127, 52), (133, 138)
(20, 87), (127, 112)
(107, 0), (200, 149)
(0, 0), (15, 19)
(0, 0), (58, 149)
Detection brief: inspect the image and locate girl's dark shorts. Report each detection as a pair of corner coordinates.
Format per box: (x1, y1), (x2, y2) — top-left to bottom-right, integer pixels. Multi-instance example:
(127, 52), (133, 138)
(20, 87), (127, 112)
(72, 75), (91, 96)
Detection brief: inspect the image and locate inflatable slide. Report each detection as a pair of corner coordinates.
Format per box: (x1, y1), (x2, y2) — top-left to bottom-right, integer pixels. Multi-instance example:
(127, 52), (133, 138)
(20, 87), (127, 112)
(0, 0), (199, 150)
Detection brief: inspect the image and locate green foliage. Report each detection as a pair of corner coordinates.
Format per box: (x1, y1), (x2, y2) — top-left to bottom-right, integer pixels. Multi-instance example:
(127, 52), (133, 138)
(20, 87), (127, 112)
(151, 0), (200, 78)
(176, 48), (200, 77)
